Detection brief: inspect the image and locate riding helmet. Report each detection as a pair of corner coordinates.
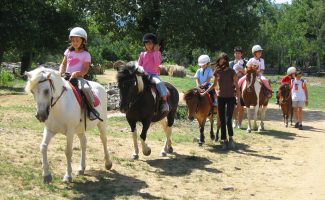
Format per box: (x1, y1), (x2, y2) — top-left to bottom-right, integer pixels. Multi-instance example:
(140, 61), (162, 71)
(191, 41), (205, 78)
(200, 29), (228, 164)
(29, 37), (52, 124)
(142, 33), (158, 44)
(287, 66), (296, 75)
(252, 45), (263, 54)
(69, 27), (87, 42)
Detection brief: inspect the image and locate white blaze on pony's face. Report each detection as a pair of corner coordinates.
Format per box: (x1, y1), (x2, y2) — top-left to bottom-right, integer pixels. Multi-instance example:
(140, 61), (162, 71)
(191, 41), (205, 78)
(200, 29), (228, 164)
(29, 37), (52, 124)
(25, 69), (53, 122)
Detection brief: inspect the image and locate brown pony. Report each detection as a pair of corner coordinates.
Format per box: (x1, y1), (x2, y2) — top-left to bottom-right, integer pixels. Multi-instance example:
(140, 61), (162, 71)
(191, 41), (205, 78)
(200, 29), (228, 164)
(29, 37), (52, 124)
(242, 68), (271, 133)
(278, 84), (293, 127)
(184, 87), (220, 146)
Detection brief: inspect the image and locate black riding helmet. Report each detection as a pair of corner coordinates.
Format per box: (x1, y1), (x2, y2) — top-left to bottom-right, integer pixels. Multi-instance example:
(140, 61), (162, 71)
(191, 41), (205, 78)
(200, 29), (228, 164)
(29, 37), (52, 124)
(143, 33), (158, 44)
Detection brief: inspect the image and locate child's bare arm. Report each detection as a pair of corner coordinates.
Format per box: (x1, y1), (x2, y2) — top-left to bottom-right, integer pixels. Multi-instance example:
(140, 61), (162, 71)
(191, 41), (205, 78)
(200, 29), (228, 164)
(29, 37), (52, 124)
(59, 56), (67, 75)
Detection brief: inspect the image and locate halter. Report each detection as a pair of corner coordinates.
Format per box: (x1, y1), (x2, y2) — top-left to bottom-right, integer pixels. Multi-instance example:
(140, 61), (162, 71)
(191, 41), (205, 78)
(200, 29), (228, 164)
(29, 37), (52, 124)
(38, 78), (67, 108)
(279, 85), (291, 105)
(120, 78), (140, 110)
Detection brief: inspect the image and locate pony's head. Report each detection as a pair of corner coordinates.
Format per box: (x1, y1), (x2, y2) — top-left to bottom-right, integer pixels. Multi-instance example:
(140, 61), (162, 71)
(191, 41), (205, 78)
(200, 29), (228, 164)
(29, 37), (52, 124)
(279, 84), (291, 104)
(183, 88), (201, 121)
(25, 67), (63, 122)
(117, 61), (148, 113)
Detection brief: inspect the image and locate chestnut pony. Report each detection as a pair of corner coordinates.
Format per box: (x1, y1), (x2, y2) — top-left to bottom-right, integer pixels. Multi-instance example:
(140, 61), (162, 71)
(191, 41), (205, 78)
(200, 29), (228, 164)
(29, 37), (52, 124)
(242, 68), (271, 133)
(278, 84), (293, 127)
(184, 87), (220, 145)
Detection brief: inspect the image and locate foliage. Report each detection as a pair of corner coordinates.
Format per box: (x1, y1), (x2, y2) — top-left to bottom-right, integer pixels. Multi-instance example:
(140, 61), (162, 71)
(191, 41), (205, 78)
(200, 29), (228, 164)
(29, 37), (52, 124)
(187, 64), (199, 73)
(0, 70), (15, 84)
(258, 0), (324, 69)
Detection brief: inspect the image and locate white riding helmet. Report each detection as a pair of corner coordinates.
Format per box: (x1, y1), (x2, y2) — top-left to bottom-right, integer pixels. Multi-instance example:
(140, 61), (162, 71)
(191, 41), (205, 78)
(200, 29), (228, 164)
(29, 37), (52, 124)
(69, 27), (87, 42)
(252, 45), (263, 54)
(287, 66), (297, 75)
(198, 55), (211, 66)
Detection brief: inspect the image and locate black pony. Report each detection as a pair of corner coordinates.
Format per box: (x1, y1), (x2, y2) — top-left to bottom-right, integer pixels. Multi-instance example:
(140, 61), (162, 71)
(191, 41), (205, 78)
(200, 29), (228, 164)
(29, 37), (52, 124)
(117, 61), (179, 160)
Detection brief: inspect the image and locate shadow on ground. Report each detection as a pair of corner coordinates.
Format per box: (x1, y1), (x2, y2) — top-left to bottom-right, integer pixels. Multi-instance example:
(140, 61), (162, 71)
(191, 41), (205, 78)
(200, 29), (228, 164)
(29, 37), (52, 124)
(0, 85), (25, 95)
(146, 153), (222, 176)
(207, 142), (282, 161)
(72, 169), (159, 199)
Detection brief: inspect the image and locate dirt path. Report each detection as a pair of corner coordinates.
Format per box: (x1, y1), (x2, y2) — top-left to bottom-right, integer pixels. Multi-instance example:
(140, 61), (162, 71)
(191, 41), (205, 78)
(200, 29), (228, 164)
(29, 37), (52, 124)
(1, 91), (325, 199)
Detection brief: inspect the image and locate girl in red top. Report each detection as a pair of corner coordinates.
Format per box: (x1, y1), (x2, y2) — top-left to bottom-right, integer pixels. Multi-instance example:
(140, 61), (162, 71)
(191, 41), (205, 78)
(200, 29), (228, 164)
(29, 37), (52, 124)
(275, 66), (296, 104)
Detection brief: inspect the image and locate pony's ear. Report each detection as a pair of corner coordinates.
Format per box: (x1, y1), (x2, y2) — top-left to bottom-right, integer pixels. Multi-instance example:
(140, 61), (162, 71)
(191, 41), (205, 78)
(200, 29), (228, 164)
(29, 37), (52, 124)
(46, 72), (51, 79)
(24, 71), (32, 80)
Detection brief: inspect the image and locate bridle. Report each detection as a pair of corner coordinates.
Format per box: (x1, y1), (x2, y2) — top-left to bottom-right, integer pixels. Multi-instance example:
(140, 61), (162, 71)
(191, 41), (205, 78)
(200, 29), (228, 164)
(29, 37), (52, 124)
(120, 78), (140, 111)
(280, 85), (291, 105)
(37, 78), (67, 108)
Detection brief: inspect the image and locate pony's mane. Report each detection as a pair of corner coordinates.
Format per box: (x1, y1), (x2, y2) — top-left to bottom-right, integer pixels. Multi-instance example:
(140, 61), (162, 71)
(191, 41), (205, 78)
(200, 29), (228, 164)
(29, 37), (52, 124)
(117, 61), (153, 91)
(183, 88), (200, 101)
(25, 67), (60, 93)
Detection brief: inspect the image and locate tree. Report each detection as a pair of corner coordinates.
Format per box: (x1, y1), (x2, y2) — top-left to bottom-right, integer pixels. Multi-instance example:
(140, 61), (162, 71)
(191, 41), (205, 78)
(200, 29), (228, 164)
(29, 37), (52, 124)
(0, 0), (81, 74)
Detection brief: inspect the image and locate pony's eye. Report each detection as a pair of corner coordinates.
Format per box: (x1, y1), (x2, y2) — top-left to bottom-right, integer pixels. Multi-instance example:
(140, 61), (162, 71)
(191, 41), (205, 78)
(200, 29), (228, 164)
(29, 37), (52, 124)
(44, 89), (49, 96)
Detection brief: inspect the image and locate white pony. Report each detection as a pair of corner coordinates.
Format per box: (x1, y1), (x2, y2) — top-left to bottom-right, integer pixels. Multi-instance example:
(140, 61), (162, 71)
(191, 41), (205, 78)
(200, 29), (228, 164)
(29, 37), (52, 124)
(25, 67), (112, 183)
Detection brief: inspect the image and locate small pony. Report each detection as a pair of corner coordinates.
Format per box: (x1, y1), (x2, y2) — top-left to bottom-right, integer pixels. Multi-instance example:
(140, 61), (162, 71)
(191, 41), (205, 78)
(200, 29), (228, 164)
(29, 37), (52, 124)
(25, 67), (112, 183)
(278, 84), (293, 127)
(242, 67), (270, 133)
(117, 61), (179, 159)
(184, 87), (220, 145)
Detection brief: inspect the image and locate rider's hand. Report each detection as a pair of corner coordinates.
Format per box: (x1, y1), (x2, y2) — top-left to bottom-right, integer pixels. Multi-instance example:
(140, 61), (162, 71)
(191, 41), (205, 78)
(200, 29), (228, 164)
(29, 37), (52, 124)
(70, 72), (80, 80)
(154, 44), (161, 51)
(200, 91), (206, 96)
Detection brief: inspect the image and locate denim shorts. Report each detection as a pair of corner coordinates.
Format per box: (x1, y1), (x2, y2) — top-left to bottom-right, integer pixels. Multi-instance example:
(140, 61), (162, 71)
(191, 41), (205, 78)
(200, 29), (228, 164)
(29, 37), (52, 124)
(292, 101), (305, 108)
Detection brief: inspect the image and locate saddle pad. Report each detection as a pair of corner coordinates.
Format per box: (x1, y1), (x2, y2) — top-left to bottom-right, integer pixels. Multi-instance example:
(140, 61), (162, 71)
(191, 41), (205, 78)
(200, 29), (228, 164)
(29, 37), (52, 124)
(68, 82), (100, 107)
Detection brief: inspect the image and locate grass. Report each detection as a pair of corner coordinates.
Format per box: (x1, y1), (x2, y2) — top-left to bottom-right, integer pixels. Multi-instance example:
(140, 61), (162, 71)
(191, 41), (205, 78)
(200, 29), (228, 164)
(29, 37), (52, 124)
(0, 70), (324, 199)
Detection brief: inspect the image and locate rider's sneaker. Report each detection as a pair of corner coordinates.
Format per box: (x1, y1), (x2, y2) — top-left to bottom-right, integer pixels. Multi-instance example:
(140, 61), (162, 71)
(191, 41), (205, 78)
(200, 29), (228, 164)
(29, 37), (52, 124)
(89, 109), (100, 121)
(161, 102), (169, 113)
(299, 124), (303, 130)
(294, 122), (299, 128)
(228, 138), (236, 149)
(220, 140), (228, 150)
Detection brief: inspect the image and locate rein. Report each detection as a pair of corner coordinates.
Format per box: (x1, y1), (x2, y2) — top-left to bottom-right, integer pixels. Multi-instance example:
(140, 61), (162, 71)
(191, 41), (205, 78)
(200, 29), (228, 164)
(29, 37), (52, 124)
(38, 78), (67, 108)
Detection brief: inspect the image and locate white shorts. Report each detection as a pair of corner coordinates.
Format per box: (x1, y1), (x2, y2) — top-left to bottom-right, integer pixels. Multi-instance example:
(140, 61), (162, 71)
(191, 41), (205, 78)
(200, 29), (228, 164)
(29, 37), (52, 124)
(292, 101), (305, 108)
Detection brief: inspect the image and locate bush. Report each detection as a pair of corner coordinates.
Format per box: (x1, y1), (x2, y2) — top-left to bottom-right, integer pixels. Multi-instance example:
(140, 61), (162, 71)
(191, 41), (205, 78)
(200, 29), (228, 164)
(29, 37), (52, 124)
(175, 105), (188, 120)
(187, 64), (199, 73)
(0, 70), (15, 84)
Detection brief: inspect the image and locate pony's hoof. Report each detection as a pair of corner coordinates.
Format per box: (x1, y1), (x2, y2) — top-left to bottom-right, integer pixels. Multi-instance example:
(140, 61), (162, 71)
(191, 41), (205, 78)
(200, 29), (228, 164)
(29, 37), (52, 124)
(132, 154), (139, 160)
(285, 124), (288, 128)
(198, 141), (204, 146)
(247, 129), (251, 133)
(215, 137), (219, 142)
(63, 175), (72, 183)
(210, 134), (215, 141)
(43, 174), (52, 184)
(167, 146), (173, 154)
(143, 148), (151, 156)
(77, 169), (85, 176)
(160, 151), (167, 157)
(105, 162), (113, 170)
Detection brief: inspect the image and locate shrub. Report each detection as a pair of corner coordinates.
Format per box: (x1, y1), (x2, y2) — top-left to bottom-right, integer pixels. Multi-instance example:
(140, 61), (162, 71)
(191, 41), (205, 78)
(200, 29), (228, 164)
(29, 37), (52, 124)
(0, 70), (15, 84)
(175, 105), (188, 120)
(187, 64), (199, 73)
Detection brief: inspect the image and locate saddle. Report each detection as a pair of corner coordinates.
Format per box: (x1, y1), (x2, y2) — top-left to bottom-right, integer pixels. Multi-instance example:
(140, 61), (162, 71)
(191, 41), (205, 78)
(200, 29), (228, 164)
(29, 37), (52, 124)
(68, 82), (100, 108)
(150, 85), (171, 114)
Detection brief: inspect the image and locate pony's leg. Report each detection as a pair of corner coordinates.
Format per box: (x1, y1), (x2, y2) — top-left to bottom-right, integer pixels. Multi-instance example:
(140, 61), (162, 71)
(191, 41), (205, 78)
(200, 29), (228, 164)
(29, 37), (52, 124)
(77, 133), (87, 175)
(160, 117), (173, 157)
(253, 105), (259, 131)
(209, 114), (215, 141)
(258, 106), (266, 132)
(140, 121), (151, 156)
(199, 119), (207, 146)
(63, 130), (74, 182)
(132, 128), (139, 160)
(40, 128), (54, 184)
(97, 122), (113, 169)
(246, 107), (252, 133)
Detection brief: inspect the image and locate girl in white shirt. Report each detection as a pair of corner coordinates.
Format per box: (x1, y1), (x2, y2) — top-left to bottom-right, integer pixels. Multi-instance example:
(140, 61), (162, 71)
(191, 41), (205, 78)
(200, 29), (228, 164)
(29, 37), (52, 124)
(291, 69), (308, 130)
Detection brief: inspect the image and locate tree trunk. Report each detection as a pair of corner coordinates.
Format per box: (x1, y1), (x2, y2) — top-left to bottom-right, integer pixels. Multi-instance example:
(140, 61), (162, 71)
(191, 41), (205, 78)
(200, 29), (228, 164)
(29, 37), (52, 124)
(20, 51), (33, 76)
(0, 48), (4, 66)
